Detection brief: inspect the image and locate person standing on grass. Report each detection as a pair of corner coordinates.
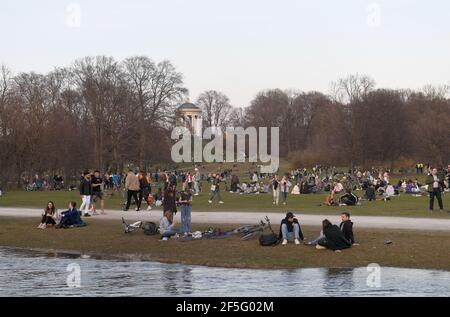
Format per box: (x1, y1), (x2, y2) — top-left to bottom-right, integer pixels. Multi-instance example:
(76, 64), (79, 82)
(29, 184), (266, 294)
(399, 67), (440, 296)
(186, 172), (193, 190)
(280, 175), (291, 205)
(79, 171), (92, 217)
(124, 170), (141, 211)
(138, 171), (152, 211)
(178, 186), (193, 235)
(193, 168), (201, 195)
(208, 174), (224, 204)
(112, 173), (120, 191)
(426, 168), (444, 212)
(163, 184), (177, 222)
(272, 175), (280, 206)
(91, 170), (106, 215)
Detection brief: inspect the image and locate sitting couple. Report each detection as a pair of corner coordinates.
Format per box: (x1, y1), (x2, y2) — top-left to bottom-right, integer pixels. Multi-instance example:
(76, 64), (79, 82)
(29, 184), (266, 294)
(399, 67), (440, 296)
(308, 212), (357, 251)
(37, 201), (86, 229)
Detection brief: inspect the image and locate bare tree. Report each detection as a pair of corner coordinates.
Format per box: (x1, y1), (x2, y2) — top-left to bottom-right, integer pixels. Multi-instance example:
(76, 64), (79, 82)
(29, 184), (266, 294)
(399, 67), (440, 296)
(196, 90), (232, 130)
(331, 73), (376, 104)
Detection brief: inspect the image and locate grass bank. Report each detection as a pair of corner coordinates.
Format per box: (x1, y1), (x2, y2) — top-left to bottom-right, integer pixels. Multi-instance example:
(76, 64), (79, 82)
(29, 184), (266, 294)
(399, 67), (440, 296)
(0, 217), (449, 271)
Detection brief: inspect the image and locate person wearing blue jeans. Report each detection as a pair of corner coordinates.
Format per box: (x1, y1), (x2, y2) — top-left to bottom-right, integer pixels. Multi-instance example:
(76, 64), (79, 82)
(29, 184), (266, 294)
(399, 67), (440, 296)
(159, 210), (179, 241)
(179, 187), (193, 234)
(279, 212), (304, 245)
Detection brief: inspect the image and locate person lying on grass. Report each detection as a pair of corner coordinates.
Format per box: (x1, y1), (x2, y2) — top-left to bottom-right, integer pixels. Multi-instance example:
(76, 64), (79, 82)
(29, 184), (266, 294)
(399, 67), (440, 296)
(279, 212), (305, 246)
(37, 201), (59, 229)
(316, 219), (352, 252)
(159, 210), (180, 241)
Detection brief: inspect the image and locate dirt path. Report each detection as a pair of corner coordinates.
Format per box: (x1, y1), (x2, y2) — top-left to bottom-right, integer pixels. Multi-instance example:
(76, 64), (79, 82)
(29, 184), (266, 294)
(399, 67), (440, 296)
(1, 207), (450, 231)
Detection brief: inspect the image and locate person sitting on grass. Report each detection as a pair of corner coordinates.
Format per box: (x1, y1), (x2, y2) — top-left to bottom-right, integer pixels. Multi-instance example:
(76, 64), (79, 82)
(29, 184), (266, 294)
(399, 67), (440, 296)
(339, 189), (359, 206)
(364, 184), (376, 201)
(37, 201), (59, 229)
(159, 210), (180, 241)
(279, 212), (305, 246)
(316, 219), (352, 252)
(56, 201), (86, 229)
(323, 190), (337, 206)
(381, 183), (395, 201)
(339, 212), (356, 245)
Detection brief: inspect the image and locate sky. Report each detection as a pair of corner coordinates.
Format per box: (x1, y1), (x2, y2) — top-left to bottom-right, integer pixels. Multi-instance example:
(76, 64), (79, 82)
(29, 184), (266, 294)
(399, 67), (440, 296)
(1, 0), (449, 107)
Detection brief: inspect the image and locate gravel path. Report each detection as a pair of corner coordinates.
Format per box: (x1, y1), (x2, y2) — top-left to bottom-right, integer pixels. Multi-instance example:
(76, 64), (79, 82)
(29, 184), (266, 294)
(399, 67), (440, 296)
(1, 207), (450, 231)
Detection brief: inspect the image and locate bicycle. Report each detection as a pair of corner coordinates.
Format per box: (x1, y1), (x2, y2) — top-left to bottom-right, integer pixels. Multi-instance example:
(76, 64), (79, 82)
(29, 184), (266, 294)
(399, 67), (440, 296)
(233, 216), (274, 240)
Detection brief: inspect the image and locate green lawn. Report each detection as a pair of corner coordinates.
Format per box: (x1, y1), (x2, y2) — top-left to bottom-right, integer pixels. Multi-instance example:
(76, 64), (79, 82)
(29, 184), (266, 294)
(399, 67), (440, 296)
(1, 187), (449, 219)
(1, 217), (449, 270)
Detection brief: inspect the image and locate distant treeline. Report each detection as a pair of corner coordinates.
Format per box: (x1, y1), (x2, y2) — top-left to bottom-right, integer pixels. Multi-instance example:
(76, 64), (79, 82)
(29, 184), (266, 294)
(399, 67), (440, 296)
(0, 57), (449, 188)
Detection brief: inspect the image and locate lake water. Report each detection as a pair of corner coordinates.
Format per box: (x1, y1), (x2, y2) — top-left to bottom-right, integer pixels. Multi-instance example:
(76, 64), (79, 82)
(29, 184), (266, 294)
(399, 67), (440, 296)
(0, 248), (449, 297)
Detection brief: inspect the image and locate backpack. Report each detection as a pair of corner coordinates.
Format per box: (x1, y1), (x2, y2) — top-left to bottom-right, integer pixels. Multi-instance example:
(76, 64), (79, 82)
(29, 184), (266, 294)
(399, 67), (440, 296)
(259, 233), (279, 246)
(143, 222), (158, 235)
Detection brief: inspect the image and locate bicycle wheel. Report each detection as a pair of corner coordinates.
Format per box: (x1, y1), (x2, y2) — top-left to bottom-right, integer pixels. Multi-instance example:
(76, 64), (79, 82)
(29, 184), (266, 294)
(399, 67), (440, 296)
(241, 230), (263, 241)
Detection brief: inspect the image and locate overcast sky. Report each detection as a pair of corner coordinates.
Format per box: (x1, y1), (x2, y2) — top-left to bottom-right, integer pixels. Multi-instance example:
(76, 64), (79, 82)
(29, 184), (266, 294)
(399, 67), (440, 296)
(1, 0), (449, 106)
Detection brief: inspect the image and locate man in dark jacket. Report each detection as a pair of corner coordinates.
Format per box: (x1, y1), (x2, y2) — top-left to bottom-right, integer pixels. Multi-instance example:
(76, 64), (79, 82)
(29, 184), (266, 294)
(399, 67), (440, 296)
(339, 212), (355, 245)
(79, 171), (92, 217)
(425, 168), (444, 212)
(279, 212), (304, 245)
(56, 201), (86, 229)
(317, 219), (351, 251)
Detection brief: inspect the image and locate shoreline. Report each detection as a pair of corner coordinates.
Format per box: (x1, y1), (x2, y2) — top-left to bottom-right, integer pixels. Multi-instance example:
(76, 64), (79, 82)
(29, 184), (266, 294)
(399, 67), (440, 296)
(1, 217), (449, 271)
(2, 245), (450, 272)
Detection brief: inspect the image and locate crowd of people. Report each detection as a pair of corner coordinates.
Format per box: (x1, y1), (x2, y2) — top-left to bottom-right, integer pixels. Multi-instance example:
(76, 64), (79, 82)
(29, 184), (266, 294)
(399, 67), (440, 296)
(32, 163), (449, 239)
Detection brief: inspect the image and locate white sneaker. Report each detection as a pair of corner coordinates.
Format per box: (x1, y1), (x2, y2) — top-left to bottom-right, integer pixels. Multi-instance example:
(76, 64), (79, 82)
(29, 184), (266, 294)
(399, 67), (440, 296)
(147, 206), (152, 211)
(282, 239), (288, 246)
(194, 193), (199, 196)
(161, 237), (169, 241)
(295, 239), (300, 245)
(208, 200), (212, 204)
(219, 201), (224, 204)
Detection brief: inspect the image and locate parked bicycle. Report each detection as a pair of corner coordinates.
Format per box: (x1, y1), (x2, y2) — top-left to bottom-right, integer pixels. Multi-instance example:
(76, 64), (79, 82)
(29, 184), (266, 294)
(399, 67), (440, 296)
(233, 216), (274, 240)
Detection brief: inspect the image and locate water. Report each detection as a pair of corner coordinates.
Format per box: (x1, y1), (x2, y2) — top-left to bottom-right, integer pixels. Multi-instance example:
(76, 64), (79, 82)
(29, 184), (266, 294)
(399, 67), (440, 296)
(0, 248), (449, 297)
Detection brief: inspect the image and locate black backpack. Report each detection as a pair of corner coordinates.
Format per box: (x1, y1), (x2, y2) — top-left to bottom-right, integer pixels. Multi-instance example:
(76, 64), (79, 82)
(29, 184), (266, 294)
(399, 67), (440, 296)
(259, 233), (279, 246)
(143, 222), (158, 235)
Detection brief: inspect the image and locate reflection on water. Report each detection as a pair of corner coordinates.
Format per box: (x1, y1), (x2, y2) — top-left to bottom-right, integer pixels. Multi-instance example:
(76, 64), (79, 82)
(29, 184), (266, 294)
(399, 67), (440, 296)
(0, 248), (449, 297)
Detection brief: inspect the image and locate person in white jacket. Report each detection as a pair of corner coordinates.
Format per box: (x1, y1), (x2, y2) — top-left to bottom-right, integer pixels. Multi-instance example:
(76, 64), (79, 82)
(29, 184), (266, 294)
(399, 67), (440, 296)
(272, 175), (280, 205)
(280, 176), (292, 205)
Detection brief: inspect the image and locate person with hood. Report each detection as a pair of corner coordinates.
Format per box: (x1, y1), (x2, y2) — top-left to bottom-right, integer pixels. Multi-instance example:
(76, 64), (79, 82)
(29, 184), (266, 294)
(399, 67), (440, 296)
(316, 219), (352, 251)
(339, 212), (355, 245)
(279, 212), (304, 246)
